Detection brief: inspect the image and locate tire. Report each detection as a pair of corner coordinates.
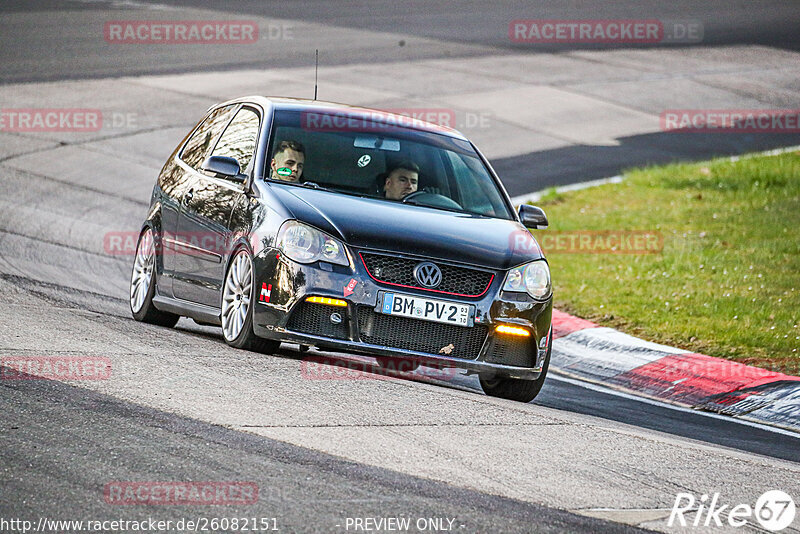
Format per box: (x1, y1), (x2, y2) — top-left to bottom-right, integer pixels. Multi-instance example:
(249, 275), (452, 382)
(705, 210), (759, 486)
(375, 356), (420, 372)
(130, 227), (179, 327)
(479, 343), (551, 403)
(221, 248), (280, 354)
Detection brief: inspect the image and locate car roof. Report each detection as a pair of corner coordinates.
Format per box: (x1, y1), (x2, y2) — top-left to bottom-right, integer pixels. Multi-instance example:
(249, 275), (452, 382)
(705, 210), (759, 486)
(217, 96), (469, 141)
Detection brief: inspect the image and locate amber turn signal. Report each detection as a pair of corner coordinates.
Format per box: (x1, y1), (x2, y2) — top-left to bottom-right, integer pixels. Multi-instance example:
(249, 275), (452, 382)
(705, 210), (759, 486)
(305, 296), (348, 307)
(495, 324), (531, 337)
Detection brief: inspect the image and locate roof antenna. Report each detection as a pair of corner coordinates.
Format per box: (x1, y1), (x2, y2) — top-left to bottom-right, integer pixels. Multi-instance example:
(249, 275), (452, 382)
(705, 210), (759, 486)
(313, 49), (319, 101)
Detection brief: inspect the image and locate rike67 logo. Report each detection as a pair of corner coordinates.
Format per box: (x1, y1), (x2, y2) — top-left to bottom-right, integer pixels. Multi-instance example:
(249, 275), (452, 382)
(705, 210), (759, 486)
(669, 490), (796, 531)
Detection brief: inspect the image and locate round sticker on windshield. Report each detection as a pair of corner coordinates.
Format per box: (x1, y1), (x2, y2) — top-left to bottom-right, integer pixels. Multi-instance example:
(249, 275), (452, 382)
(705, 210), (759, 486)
(277, 167), (292, 177)
(357, 155), (371, 168)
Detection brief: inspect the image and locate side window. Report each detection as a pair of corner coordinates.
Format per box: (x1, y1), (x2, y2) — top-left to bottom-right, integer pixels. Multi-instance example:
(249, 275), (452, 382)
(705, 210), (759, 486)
(180, 105), (236, 170)
(211, 107), (260, 173)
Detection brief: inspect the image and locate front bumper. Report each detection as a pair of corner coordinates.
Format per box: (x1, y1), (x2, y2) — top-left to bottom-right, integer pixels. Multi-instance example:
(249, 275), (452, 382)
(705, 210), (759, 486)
(251, 248), (552, 380)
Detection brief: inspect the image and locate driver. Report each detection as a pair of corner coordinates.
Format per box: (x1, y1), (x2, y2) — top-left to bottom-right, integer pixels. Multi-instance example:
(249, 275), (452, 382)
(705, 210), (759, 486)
(269, 140), (305, 182)
(382, 160), (419, 200)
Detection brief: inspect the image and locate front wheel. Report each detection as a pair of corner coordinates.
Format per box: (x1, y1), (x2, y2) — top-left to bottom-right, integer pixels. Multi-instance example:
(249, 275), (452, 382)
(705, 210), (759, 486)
(130, 227), (179, 327)
(479, 344), (551, 403)
(221, 249), (280, 354)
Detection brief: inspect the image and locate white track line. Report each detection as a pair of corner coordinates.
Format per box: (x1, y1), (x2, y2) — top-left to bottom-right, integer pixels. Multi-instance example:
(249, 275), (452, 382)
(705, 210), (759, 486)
(548, 372), (800, 439)
(511, 175), (623, 205)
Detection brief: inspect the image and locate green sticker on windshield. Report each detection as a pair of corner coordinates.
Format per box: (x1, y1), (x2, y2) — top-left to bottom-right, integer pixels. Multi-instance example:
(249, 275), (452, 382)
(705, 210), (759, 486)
(277, 167), (292, 177)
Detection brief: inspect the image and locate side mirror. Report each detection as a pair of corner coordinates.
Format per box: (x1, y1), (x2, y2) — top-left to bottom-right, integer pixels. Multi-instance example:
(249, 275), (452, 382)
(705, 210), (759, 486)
(518, 204), (548, 229)
(201, 156), (246, 183)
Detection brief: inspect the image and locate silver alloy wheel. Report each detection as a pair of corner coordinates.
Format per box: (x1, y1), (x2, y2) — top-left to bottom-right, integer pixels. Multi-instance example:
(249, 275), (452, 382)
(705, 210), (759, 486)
(130, 228), (155, 313)
(222, 251), (253, 341)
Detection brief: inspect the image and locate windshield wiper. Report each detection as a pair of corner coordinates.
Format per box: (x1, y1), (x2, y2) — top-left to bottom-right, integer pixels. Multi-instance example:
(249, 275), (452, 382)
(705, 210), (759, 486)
(300, 181), (325, 189)
(300, 182), (375, 200)
(400, 198), (471, 215)
(297, 181), (340, 194)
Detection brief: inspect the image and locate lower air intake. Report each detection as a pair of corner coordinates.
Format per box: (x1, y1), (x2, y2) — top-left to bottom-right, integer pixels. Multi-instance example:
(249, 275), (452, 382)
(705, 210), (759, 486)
(287, 302), (349, 340)
(357, 306), (487, 359)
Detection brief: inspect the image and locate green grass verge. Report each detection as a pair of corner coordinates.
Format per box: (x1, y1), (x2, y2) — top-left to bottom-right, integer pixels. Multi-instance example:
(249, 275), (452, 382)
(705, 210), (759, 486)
(531, 150), (800, 373)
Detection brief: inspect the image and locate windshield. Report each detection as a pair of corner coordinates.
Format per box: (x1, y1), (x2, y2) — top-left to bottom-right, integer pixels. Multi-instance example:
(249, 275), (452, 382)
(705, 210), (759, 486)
(264, 109), (514, 220)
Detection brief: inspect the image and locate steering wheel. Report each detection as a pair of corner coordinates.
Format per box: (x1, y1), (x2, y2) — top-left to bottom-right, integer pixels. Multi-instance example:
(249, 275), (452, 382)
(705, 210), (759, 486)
(400, 191), (428, 203)
(402, 191), (463, 210)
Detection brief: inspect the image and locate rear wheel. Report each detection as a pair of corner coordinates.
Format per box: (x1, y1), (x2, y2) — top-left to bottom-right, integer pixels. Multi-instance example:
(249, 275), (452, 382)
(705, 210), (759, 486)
(130, 227), (179, 327)
(221, 249), (280, 354)
(479, 343), (551, 403)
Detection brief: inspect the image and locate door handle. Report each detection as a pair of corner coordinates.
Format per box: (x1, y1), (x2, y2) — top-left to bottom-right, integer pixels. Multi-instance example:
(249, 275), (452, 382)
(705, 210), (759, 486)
(182, 189), (194, 205)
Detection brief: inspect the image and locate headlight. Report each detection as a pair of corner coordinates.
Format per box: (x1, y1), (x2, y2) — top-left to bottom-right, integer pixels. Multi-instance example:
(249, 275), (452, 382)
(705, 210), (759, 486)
(276, 221), (350, 266)
(502, 260), (551, 300)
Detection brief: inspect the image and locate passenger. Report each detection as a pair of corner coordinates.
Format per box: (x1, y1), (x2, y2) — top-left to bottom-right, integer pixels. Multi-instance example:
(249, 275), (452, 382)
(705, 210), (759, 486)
(269, 140), (305, 182)
(381, 160), (419, 200)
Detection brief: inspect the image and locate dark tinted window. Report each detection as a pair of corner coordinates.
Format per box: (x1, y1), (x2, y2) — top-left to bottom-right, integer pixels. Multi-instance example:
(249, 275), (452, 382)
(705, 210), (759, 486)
(266, 110), (513, 219)
(445, 151), (509, 218)
(180, 105), (236, 169)
(211, 107), (260, 173)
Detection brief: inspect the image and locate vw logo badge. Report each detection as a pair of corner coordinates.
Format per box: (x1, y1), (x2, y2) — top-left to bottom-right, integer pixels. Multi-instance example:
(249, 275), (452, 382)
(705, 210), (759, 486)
(414, 262), (442, 288)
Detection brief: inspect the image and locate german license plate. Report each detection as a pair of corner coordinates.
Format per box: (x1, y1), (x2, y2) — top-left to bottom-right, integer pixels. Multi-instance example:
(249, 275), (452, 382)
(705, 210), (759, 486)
(376, 292), (474, 327)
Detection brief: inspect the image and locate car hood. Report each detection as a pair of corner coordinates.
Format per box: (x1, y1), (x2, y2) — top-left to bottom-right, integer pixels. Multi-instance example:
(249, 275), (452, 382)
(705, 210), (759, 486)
(270, 185), (543, 270)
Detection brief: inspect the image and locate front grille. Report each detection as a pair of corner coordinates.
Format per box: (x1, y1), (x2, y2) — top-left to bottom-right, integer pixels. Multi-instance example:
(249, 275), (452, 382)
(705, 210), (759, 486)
(484, 336), (534, 367)
(286, 302), (349, 340)
(360, 252), (494, 297)
(357, 306), (488, 359)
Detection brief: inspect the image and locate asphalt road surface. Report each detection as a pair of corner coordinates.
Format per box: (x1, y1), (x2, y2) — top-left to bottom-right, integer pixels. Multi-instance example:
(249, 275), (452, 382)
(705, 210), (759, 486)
(2, 1), (800, 533)
(0, 368), (644, 534)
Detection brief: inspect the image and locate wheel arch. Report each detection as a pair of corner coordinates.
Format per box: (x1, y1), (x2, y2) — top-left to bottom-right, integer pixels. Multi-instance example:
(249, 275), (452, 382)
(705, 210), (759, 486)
(139, 204), (166, 278)
(219, 237), (256, 310)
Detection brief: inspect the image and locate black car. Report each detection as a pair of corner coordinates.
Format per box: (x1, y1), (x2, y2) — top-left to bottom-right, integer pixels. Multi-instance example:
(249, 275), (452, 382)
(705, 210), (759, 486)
(130, 97), (553, 402)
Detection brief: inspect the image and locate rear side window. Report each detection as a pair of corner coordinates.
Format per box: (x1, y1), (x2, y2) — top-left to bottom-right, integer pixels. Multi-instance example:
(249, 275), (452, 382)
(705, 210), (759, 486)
(180, 105), (236, 169)
(211, 107), (261, 173)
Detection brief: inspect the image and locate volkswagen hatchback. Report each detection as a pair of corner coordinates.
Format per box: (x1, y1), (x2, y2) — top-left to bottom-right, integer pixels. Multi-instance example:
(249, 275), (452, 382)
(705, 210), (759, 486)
(130, 96), (553, 402)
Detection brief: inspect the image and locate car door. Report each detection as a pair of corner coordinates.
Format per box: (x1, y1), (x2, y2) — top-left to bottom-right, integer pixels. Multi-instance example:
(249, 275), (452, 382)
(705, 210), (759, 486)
(161, 104), (236, 296)
(172, 105), (262, 307)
